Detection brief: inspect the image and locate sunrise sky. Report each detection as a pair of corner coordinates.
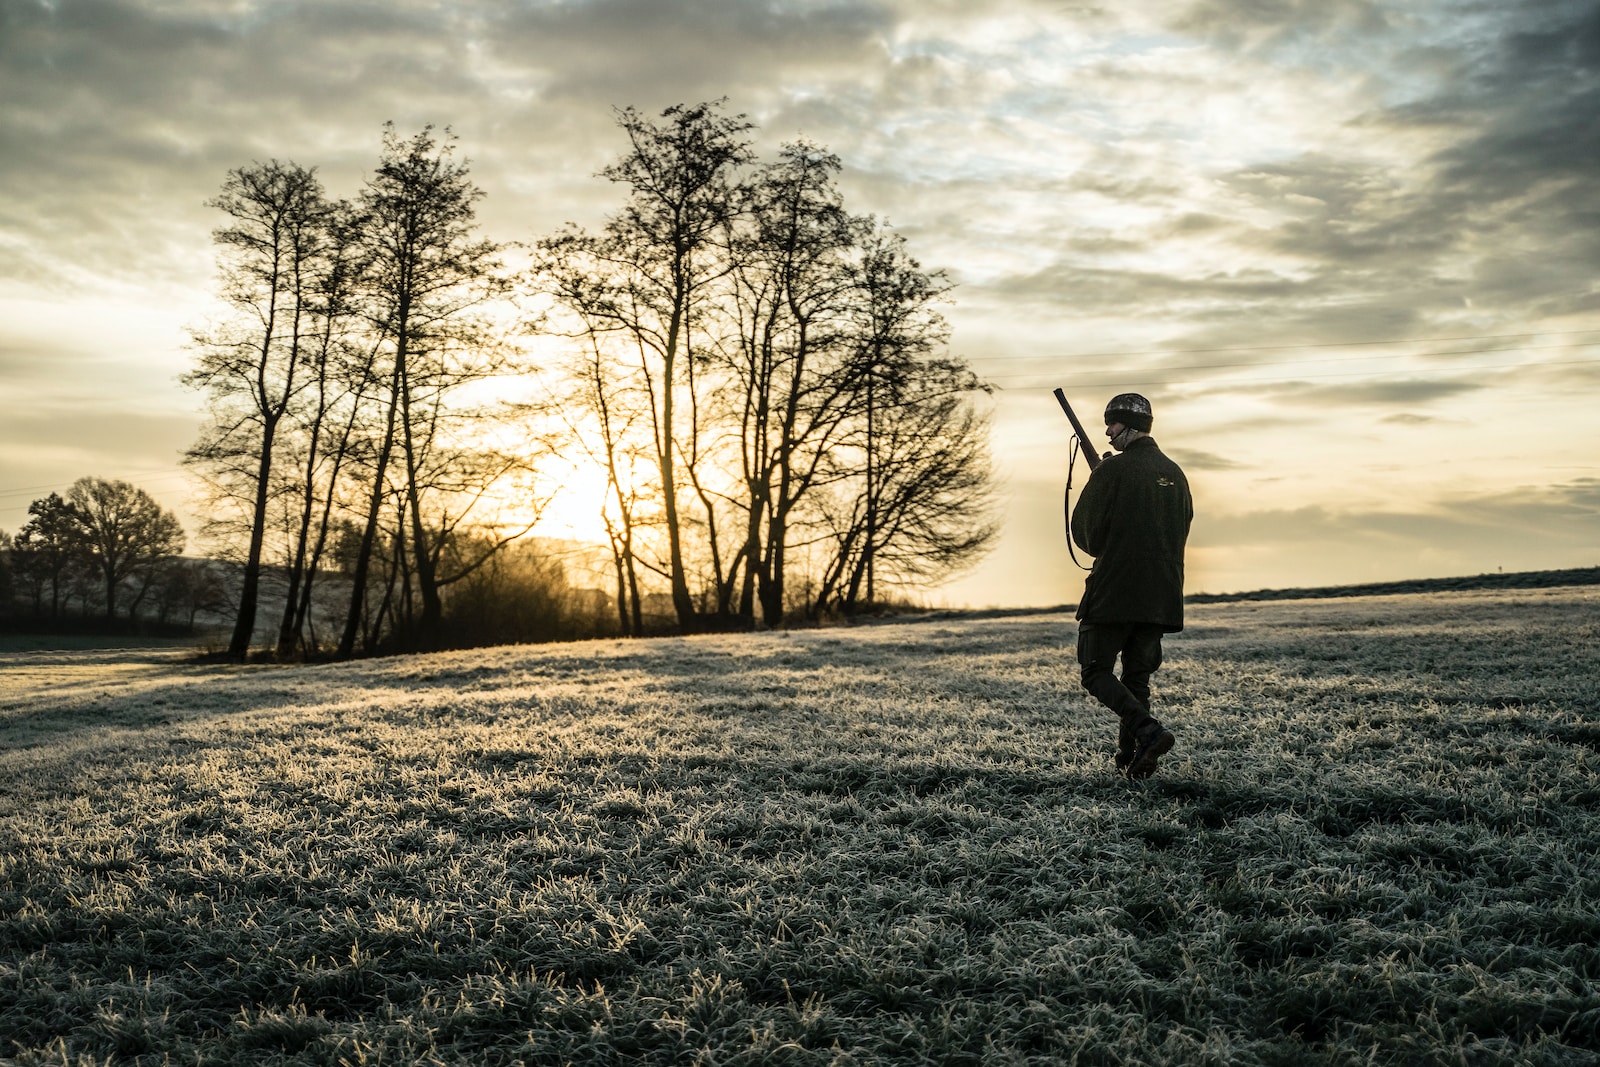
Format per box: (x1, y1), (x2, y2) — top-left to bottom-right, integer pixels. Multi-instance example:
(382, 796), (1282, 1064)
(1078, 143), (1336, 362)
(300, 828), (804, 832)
(3, 0), (1597, 608)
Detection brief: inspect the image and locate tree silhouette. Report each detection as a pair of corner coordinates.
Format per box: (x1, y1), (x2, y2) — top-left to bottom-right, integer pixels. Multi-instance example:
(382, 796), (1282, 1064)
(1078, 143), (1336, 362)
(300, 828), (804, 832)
(541, 102), (754, 631)
(185, 159), (332, 658)
(66, 477), (185, 621)
(272, 200), (372, 658)
(839, 230), (992, 608)
(725, 141), (866, 625)
(11, 493), (86, 616)
(338, 124), (507, 656)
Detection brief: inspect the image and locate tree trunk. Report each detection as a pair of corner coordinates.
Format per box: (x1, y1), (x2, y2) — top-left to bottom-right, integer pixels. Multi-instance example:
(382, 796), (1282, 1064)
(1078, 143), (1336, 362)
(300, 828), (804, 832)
(658, 298), (697, 630)
(399, 346), (445, 649)
(337, 356), (402, 659)
(228, 414), (277, 657)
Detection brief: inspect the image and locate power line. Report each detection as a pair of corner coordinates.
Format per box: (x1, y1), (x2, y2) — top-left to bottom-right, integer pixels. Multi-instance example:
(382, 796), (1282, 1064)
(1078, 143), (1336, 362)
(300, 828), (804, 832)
(969, 326), (1600, 366)
(990, 354), (1600, 390)
(978, 339), (1600, 383)
(0, 468), (195, 503)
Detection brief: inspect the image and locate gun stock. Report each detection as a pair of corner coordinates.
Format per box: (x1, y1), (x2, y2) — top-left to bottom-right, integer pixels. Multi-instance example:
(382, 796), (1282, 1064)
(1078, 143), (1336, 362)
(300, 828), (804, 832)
(1053, 388), (1105, 471)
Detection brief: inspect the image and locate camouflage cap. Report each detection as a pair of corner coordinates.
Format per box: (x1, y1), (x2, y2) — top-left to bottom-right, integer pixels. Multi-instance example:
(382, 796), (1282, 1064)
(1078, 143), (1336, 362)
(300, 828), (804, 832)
(1104, 392), (1153, 432)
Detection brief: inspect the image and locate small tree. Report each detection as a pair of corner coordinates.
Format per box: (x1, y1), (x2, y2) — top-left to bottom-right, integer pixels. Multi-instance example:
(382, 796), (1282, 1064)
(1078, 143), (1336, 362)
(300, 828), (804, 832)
(153, 558), (232, 632)
(535, 244), (655, 637)
(845, 230), (962, 606)
(274, 199), (373, 658)
(66, 478), (185, 622)
(11, 493), (87, 617)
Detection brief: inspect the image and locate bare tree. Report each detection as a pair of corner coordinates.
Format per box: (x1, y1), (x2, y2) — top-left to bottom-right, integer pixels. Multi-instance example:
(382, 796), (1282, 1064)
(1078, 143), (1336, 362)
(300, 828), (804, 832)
(816, 356), (998, 615)
(185, 159), (332, 658)
(151, 558), (229, 630)
(845, 230), (963, 606)
(539, 102), (753, 631)
(273, 201), (373, 657)
(724, 141), (866, 626)
(536, 237), (667, 636)
(337, 124), (508, 655)
(66, 477), (185, 622)
(579, 347), (651, 638)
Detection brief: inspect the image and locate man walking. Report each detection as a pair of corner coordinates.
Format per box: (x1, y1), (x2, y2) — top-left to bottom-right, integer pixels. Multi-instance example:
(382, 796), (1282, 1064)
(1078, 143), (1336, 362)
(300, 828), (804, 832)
(1070, 393), (1193, 778)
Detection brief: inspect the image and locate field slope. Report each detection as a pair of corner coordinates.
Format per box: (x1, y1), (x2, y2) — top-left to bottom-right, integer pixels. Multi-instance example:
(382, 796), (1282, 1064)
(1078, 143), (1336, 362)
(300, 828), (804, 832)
(2, 587), (1598, 1065)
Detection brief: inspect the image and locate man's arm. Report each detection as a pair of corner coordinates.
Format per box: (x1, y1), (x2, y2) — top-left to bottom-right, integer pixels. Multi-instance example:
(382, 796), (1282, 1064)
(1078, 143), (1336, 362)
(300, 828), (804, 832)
(1071, 463), (1115, 557)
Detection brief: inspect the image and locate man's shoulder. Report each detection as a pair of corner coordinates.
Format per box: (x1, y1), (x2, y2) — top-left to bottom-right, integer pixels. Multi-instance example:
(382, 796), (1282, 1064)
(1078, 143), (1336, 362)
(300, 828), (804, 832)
(1154, 445), (1187, 477)
(1095, 438), (1189, 479)
(1136, 436), (1183, 462)
(1123, 437), (1172, 463)
(1125, 439), (1189, 486)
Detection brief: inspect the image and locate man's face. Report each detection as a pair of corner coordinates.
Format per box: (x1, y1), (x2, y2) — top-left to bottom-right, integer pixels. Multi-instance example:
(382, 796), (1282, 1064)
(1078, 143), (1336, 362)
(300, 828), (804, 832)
(1105, 421), (1127, 449)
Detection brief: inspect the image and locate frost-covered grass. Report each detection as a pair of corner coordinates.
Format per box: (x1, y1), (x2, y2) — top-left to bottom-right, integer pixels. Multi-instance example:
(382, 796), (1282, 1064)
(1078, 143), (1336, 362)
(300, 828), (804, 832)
(2, 587), (1598, 1066)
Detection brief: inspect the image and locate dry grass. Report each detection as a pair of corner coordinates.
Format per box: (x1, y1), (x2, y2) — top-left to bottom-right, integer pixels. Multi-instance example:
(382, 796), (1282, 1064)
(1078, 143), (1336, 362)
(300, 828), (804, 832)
(2, 587), (1597, 1065)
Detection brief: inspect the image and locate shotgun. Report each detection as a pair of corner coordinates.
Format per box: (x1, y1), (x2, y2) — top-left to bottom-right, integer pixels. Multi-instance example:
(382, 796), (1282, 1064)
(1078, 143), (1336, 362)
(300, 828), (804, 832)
(1053, 388), (1108, 472)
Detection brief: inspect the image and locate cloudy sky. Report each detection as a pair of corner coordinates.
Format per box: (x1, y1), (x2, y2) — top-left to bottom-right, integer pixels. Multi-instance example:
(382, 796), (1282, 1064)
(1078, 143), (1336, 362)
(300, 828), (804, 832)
(3, 0), (1597, 608)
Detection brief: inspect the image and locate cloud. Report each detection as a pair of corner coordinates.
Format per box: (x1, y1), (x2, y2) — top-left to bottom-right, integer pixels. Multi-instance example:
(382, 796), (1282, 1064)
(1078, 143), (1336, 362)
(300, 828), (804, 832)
(1438, 476), (1600, 528)
(3, 2), (488, 289)
(1421, 2), (1600, 194)
(1352, 2), (1600, 312)
(1193, 479), (1600, 556)
(1166, 447), (1246, 471)
(955, 1), (1600, 399)
(1169, 0), (1394, 52)
(0, 0), (919, 294)
(487, 0), (895, 104)
(1229, 377), (1484, 406)
(0, 405), (195, 465)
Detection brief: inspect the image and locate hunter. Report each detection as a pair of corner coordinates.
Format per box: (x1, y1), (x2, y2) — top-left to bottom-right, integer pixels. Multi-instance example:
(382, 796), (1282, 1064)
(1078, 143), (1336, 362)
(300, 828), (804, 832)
(1070, 392), (1193, 778)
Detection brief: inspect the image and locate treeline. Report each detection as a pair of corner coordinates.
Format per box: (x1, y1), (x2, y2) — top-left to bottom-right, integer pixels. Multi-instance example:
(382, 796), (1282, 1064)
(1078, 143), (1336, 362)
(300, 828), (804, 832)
(185, 101), (997, 661)
(0, 478), (221, 633)
(1186, 566), (1600, 604)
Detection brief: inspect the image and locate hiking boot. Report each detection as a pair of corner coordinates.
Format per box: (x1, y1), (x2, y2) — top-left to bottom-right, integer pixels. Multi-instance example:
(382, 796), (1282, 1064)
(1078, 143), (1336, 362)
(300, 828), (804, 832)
(1125, 721), (1174, 780)
(1115, 719), (1137, 774)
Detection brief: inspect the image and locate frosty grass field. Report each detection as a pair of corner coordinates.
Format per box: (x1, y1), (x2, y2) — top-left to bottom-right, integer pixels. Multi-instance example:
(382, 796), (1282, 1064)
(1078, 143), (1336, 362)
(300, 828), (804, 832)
(2, 586), (1598, 1066)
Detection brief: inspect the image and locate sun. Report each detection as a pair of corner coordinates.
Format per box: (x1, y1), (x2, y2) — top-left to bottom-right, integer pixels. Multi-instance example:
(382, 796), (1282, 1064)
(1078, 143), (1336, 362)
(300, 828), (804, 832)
(530, 462), (616, 546)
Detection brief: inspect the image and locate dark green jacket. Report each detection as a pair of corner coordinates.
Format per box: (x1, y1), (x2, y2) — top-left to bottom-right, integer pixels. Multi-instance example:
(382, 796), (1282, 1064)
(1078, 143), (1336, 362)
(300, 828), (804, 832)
(1071, 436), (1193, 631)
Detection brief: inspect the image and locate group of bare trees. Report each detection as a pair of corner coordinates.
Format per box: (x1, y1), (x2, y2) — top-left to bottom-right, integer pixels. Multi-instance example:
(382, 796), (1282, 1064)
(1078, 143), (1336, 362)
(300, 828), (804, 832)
(538, 103), (996, 634)
(185, 125), (522, 660)
(183, 102), (996, 660)
(0, 478), (212, 630)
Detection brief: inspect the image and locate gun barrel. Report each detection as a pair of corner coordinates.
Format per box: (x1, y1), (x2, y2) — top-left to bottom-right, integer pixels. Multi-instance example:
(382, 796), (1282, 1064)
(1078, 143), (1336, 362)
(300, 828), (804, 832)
(1053, 388), (1103, 471)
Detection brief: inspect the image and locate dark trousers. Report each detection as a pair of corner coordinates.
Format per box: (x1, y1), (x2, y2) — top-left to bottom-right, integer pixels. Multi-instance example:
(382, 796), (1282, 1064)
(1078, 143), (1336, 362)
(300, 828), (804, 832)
(1077, 622), (1165, 747)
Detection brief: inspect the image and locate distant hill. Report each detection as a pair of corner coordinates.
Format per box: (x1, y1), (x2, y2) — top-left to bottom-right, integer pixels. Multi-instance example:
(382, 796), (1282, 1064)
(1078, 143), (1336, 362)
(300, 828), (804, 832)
(909, 566), (1600, 624)
(1186, 566), (1600, 605)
